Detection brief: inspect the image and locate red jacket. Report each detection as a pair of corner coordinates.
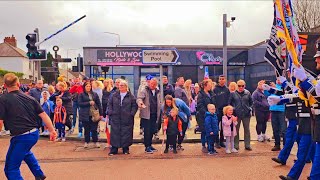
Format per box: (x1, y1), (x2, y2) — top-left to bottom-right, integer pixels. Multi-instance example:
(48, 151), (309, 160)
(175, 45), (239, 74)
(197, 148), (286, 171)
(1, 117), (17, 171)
(69, 84), (83, 94)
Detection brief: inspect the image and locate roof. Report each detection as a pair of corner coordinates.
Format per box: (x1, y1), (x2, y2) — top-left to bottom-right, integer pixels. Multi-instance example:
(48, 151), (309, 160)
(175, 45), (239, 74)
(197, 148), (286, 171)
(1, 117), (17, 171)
(0, 42), (27, 58)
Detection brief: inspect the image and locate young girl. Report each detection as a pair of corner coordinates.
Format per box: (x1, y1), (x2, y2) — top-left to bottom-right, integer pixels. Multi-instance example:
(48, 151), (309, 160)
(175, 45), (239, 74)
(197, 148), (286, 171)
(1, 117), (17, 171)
(163, 108), (183, 154)
(222, 105), (238, 154)
(40, 91), (54, 136)
(54, 98), (67, 142)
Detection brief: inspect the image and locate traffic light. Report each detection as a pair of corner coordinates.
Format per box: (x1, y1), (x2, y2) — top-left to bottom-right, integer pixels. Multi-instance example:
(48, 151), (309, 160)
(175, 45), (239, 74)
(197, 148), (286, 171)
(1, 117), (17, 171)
(26, 33), (37, 58)
(77, 57), (83, 72)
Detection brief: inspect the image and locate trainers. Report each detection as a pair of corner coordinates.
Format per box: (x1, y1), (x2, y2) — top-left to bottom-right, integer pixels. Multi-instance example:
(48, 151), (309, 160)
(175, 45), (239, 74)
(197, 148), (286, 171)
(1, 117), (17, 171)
(77, 133), (83, 138)
(169, 145), (173, 151)
(55, 138), (61, 142)
(164, 148), (169, 154)
(177, 144), (184, 151)
(84, 143), (89, 148)
(153, 133), (159, 140)
(124, 151), (130, 155)
(61, 138), (66, 142)
(231, 148), (238, 153)
(245, 147), (253, 151)
(145, 147), (153, 154)
(258, 134), (264, 142)
(208, 151), (216, 155)
(173, 149), (178, 154)
(202, 146), (208, 153)
(226, 149), (231, 154)
(94, 142), (101, 148)
(150, 146), (158, 152)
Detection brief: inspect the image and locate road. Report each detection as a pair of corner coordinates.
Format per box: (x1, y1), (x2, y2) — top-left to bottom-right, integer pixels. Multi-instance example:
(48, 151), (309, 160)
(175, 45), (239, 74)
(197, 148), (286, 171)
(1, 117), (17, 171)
(0, 138), (311, 180)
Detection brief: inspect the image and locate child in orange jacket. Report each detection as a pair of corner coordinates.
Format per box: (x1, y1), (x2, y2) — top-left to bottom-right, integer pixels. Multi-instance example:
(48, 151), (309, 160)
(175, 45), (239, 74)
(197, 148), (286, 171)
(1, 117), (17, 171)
(163, 108), (182, 154)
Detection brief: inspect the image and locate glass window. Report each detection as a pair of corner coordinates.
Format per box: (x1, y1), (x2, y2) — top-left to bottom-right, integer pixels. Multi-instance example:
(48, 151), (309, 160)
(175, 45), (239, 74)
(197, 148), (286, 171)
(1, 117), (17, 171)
(112, 75), (134, 93)
(113, 66), (134, 74)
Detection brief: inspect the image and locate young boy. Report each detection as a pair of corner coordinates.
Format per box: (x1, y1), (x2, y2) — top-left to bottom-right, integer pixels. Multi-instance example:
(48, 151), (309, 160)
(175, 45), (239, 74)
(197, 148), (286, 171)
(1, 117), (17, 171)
(205, 104), (219, 155)
(163, 108), (183, 154)
(53, 98), (67, 142)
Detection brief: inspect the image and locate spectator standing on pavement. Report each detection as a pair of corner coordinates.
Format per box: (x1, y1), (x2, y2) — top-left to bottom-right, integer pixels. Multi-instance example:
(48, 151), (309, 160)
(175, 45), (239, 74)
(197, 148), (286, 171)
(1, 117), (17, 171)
(205, 104), (219, 155)
(69, 77), (84, 138)
(163, 108), (183, 154)
(213, 75), (230, 148)
(78, 81), (103, 148)
(174, 77), (189, 105)
(228, 80), (253, 151)
(29, 80), (43, 102)
(197, 79), (216, 153)
(102, 78), (115, 117)
(252, 80), (270, 142)
(163, 75), (174, 97)
(108, 80), (138, 155)
(53, 98), (67, 142)
(137, 78), (161, 154)
(49, 82), (73, 132)
(40, 91), (54, 136)
(92, 80), (104, 104)
(228, 82), (237, 93)
(161, 95), (191, 150)
(0, 73), (56, 180)
(184, 79), (193, 105)
(222, 105), (238, 154)
(264, 81), (286, 151)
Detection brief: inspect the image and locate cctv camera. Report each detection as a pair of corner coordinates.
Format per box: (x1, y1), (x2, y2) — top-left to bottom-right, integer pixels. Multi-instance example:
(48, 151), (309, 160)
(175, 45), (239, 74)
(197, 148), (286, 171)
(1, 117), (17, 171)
(231, 17), (236, 21)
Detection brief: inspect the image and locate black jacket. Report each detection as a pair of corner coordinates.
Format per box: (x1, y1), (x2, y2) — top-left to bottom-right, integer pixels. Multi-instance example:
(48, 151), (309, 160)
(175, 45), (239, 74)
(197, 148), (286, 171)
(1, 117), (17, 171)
(196, 90), (216, 132)
(102, 87), (117, 117)
(78, 92), (103, 122)
(228, 90), (253, 118)
(108, 91), (138, 148)
(49, 90), (73, 115)
(252, 89), (269, 112)
(163, 83), (174, 97)
(213, 85), (230, 111)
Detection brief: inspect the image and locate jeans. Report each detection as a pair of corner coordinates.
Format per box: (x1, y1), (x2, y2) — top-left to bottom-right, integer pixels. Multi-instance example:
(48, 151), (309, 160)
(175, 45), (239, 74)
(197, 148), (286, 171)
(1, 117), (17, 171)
(255, 110), (269, 135)
(142, 114), (157, 148)
(178, 121), (188, 145)
(82, 120), (98, 143)
(278, 119), (298, 163)
(288, 134), (312, 179)
(207, 135), (216, 152)
(201, 131), (207, 147)
(55, 123), (66, 138)
(4, 130), (44, 180)
(235, 116), (251, 149)
(310, 142), (320, 180)
(72, 101), (82, 133)
(271, 111), (287, 146)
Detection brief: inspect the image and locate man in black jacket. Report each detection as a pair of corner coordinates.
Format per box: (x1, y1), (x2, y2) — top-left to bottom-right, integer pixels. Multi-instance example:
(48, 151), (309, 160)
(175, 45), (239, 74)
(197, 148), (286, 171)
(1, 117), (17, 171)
(163, 76), (174, 97)
(213, 75), (230, 148)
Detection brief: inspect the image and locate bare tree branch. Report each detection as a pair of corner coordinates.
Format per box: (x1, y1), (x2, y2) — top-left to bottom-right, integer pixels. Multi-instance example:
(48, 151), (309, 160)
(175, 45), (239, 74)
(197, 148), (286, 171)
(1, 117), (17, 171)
(293, 0), (320, 32)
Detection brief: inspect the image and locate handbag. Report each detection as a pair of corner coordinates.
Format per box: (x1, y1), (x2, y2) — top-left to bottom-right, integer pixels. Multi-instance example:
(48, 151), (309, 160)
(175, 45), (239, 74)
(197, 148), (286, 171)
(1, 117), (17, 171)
(88, 93), (101, 122)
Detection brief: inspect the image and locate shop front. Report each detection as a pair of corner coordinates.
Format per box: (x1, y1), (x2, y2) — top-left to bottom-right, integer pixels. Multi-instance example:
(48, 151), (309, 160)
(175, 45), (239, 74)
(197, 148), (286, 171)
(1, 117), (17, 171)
(83, 46), (249, 95)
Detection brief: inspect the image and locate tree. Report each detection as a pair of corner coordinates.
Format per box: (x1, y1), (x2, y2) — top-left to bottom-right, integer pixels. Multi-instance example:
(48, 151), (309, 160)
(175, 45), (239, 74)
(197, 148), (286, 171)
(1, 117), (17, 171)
(41, 52), (56, 83)
(293, 0), (320, 32)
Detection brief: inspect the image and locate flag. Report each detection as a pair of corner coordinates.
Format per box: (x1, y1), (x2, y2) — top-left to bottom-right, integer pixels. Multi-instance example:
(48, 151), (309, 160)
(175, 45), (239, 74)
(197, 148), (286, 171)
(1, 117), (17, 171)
(264, 3), (286, 77)
(204, 66), (209, 80)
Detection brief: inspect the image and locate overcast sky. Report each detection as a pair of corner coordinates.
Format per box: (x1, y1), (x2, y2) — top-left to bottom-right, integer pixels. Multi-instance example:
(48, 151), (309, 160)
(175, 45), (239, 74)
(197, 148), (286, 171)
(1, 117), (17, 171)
(0, 1), (274, 60)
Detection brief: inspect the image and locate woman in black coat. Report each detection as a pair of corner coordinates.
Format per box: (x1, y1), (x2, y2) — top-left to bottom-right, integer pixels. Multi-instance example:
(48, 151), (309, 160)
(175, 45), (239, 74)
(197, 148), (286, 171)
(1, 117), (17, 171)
(49, 82), (73, 130)
(78, 81), (103, 148)
(102, 78), (117, 117)
(108, 80), (138, 155)
(196, 79), (216, 152)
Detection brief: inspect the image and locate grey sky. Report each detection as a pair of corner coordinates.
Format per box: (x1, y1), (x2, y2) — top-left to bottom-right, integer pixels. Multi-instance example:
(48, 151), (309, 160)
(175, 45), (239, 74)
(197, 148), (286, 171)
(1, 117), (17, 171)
(0, 1), (273, 60)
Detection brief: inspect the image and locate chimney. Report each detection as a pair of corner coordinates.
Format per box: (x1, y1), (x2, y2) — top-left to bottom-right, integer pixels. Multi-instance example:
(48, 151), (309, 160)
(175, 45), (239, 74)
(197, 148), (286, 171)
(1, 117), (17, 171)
(4, 35), (17, 47)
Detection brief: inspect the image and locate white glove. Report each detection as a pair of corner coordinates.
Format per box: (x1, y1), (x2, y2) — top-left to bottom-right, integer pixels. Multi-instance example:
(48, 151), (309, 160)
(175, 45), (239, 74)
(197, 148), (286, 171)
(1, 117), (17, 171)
(293, 67), (307, 81)
(316, 80), (320, 96)
(267, 96), (281, 106)
(262, 84), (271, 91)
(277, 76), (287, 84)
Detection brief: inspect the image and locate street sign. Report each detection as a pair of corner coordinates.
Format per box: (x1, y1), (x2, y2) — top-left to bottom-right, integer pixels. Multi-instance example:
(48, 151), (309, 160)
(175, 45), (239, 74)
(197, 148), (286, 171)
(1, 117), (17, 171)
(41, 67), (58, 72)
(142, 49), (179, 64)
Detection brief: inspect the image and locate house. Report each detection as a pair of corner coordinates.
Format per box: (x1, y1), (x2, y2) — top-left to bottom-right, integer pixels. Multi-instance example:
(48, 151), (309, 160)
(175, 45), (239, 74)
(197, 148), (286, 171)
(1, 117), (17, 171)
(0, 35), (40, 80)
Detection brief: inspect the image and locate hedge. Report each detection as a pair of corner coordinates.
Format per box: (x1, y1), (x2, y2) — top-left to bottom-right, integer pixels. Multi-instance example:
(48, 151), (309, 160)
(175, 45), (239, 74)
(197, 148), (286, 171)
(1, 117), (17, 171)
(0, 69), (24, 78)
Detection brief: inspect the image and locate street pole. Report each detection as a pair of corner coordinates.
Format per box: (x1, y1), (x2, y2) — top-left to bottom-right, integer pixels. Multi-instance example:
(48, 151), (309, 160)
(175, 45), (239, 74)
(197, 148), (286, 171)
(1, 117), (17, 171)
(223, 14), (228, 81)
(78, 53), (81, 77)
(159, 64), (164, 103)
(34, 28), (41, 81)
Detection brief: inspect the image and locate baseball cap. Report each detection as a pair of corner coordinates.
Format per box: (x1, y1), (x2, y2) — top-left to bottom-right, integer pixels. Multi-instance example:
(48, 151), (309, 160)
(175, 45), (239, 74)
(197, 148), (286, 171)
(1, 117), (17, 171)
(146, 74), (154, 81)
(314, 51), (320, 58)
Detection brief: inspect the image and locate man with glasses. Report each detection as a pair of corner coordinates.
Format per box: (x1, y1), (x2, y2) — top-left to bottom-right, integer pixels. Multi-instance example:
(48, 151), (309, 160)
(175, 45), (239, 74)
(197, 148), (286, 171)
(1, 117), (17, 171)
(228, 80), (253, 151)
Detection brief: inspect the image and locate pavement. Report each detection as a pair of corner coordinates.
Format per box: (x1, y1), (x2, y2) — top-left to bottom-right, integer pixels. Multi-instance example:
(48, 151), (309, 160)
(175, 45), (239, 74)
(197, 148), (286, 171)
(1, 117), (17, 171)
(0, 138), (311, 180)
(64, 115), (275, 143)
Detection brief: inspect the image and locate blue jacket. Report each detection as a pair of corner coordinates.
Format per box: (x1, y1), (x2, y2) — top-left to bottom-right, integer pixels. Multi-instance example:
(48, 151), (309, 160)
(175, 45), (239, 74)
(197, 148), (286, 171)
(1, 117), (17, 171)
(41, 100), (54, 116)
(264, 84), (285, 112)
(161, 98), (191, 123)
(204, 112), (219, 136)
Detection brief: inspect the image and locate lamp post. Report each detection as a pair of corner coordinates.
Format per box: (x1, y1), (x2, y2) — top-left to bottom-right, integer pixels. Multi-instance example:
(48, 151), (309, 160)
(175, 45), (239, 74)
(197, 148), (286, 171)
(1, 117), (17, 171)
(102, 32), (120, 46)
(223, 14), (236, 81)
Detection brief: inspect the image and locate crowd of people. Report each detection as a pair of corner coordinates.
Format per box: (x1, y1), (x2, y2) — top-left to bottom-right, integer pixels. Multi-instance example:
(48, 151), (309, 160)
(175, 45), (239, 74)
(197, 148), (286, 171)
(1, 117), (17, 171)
(1, 72), (288, 156)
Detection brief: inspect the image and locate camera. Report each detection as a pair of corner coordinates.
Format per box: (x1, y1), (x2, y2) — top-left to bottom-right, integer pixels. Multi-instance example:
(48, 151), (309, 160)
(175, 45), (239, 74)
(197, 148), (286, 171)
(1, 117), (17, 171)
(231, 17), (236, 21)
